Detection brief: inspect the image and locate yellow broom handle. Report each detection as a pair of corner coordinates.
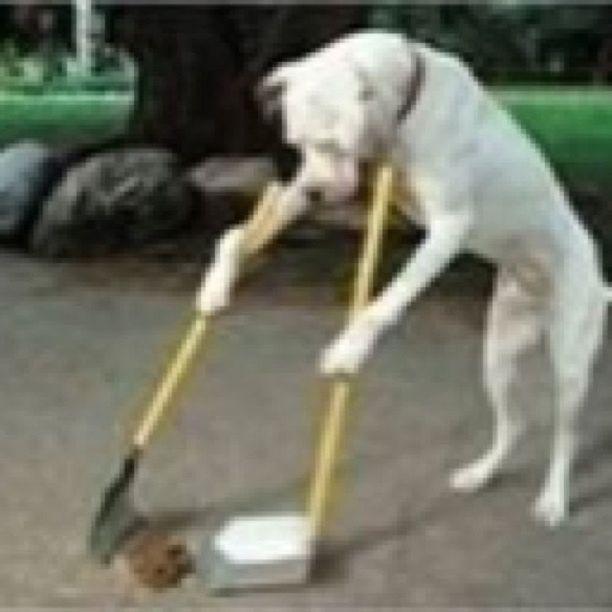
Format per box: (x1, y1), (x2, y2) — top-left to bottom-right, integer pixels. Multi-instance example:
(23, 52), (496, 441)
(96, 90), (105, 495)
(239, 181), (285, 257)
(132, 182), (282, 450)
(133, 313), (208, 448)
(348, 166), (395, 317)
(307, 165), (395, 535)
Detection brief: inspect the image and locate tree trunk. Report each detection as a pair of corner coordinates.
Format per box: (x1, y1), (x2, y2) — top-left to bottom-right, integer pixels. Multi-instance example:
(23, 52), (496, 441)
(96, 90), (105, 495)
(109, 5), (365, 165)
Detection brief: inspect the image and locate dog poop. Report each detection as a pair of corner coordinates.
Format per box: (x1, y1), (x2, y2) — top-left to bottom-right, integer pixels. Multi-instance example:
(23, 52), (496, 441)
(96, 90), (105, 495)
(121, 529), (193, 591)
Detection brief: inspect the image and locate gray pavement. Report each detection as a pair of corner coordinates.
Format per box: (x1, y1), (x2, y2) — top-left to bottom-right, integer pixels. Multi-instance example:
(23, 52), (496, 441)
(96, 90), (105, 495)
(2, 242), (612, 609)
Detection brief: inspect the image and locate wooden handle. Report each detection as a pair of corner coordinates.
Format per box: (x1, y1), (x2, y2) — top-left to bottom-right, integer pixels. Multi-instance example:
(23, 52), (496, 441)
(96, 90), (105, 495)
(307, 165), (395, 535)
(133, 313), (209, 448)
(132, 182), (282, 450)
(239, 181), (285, 258)
(347, 165), (395, 319)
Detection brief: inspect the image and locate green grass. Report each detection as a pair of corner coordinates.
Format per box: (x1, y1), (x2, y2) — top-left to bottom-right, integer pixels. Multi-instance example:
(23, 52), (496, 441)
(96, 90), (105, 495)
(0, 92), (132, 146)
(499, 87), (612, 191)
(0, 86), (611, 193)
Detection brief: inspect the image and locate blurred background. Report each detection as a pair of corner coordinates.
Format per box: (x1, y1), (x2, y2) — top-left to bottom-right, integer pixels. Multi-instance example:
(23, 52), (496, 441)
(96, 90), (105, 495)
(1, 2), (612, 261)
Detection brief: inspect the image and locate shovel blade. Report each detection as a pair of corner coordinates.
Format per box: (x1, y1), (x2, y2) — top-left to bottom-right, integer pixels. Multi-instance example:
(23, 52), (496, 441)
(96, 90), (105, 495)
(88, 451), (146, 563)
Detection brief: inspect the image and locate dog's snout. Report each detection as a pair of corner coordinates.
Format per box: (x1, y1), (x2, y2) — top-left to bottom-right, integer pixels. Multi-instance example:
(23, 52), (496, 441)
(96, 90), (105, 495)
(305, 187), (324, 204)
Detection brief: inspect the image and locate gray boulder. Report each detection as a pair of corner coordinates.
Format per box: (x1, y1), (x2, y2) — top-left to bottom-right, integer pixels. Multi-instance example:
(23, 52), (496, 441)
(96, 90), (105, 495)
(31, 148), (195, 256)
(188, 156), (275, 199)
(0, 141), (60, 241)
(187, 156), (276, 232)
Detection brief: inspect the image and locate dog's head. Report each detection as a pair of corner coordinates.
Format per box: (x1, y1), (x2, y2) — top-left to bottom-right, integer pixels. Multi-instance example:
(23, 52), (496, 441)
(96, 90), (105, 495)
(258, 36), (416, 205)
(258, 55), (386, 204)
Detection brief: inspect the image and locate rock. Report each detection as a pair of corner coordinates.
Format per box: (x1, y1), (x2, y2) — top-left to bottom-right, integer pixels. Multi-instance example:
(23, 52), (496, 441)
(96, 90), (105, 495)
(188, 156), (275, 198)
(0, 141), (62, 242)
(31, 148), (195, 256)
(185, 155), (362, 239)
(185, 156), (415, 243)
(187, 157), (276, 231)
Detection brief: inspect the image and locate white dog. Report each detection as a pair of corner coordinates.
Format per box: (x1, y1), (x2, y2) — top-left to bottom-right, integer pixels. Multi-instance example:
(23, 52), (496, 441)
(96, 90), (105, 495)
(198, 30), (611, 527)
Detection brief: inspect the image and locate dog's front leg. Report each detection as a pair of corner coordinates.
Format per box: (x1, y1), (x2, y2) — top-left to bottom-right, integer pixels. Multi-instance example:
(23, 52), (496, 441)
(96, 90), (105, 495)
(197, 179), (310, 315)
(321, 211), (472, 376)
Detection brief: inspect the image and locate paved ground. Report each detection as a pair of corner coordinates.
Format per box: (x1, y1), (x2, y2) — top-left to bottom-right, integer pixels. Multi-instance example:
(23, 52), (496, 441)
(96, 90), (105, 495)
(2, 238), (612, 610)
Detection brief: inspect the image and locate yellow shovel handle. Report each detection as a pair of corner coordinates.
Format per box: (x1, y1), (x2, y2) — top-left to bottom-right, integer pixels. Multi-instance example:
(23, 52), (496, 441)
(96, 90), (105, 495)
(239, 181), (285, 258)
(133, 313), (208, 448)
(348, 165), (395, 317)
(132, 181), (282, 450)
(307, 165), (395, 536)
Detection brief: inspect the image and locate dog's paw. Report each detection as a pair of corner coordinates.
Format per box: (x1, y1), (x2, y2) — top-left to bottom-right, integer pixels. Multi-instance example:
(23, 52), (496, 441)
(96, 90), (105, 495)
(320, 323), (376, 377)
(449, 461), (493, 493)
(196, 229), (243, 315)
(196, 266), (233, 315)
(532, 488), (567, 528)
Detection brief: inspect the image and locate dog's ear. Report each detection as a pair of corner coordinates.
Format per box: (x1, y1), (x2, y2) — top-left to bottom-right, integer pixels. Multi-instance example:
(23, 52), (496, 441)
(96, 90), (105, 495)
(256, 63), (294, 119)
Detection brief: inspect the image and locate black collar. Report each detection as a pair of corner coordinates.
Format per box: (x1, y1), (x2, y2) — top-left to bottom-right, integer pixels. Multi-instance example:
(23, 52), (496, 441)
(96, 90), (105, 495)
(397, 50), (424, 122)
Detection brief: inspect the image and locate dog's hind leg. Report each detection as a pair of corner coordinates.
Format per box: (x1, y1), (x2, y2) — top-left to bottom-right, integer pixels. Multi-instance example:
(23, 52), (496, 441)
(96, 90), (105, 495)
(451, 270), (545, 493)
(533, 271), (607, 527)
